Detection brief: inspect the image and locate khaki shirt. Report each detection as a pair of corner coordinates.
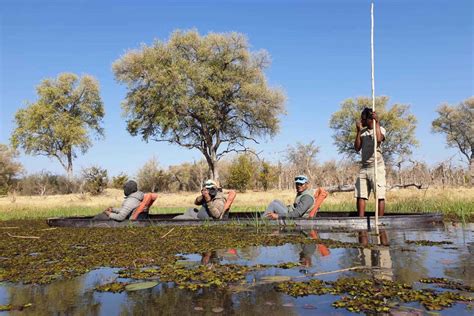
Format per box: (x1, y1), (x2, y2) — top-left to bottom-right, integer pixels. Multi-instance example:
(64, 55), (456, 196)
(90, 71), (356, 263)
(360, 126), (386, 167)
(195, 191), (227, 219)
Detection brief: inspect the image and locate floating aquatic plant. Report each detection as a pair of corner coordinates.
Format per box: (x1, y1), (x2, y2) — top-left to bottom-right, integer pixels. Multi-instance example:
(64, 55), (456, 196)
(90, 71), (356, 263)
(419, 277), (474, 292)
(0, 303), (32, 311)
(275, 277), (473, 313)
(0, 220), (368, 285)
(405, 240), (453, 246)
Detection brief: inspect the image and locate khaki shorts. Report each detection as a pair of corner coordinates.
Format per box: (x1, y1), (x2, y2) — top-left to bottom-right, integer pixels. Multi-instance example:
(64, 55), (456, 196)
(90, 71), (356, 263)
(355, 165), (386, 199)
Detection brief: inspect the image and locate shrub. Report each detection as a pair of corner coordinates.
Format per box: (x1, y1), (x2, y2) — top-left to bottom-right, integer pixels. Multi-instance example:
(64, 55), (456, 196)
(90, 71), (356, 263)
(81, 166), (108, 195)
(227, 155), (256, 192)
(18, 171), (79, 195)
(137, 158), (172, 192)
(111, 172), (128, 189)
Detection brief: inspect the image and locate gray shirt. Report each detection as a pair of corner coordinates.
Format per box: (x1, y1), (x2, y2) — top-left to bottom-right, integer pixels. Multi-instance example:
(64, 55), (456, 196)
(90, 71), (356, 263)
(109, 191), (145, 221)
(286, 191), (314, 218)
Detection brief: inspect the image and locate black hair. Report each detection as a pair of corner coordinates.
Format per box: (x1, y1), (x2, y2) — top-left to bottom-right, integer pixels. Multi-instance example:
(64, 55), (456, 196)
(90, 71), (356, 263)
(361, 107), (373, 119)
(124, 180), (138, 196)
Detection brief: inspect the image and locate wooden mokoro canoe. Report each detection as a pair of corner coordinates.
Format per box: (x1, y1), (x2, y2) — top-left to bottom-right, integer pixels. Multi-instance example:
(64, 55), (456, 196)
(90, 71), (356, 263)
(47, 211), (443, 230)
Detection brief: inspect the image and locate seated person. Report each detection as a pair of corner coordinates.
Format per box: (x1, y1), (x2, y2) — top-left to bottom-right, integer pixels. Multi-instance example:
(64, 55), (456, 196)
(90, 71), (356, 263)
(174, 180), (227, 220)
(93, 180), (144, 221)
(265, 175), (314, 219)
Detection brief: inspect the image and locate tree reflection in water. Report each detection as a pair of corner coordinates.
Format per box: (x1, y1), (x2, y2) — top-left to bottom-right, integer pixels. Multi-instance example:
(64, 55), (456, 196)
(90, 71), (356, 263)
(6, 277), (100, 315)
(2, 226), (471, 315)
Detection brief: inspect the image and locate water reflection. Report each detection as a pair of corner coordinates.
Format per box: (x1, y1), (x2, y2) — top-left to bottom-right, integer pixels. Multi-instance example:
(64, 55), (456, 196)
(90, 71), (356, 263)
(1, 225), (472, 315)
(299, 230), (330, 272)
(357, 230), (393, 281)
(5, 277), (100, 316)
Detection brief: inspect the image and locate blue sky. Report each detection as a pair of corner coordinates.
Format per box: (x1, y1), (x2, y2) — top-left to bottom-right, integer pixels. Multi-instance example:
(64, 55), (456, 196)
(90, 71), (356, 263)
(1, 0), (472, 177)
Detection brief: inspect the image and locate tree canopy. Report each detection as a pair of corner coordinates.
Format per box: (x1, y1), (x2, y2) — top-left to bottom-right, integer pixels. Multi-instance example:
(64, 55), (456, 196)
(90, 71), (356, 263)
(285, 140), (320, 180)
(0, 144), (23, 194)
(432, 97), (473, 183)
(11, 73), (104, 179)
(329, 96), (418, 165)
(113, 30), (285, 180)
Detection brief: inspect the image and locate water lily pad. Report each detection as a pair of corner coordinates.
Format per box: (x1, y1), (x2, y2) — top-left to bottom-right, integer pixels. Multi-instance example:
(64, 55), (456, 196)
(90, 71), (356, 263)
(212, 307), (224, 313)
(125, 281), (159, 291)
(194, 306), (204, 311)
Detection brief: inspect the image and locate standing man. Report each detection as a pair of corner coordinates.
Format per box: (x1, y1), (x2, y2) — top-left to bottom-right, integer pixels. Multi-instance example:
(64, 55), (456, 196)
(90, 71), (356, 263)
(354, 107), (386, 217)
(265, 175), (315, 219)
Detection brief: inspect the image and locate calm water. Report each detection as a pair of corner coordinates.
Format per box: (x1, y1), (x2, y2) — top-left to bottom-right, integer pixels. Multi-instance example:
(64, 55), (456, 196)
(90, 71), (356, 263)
(1, 224), (472, 315)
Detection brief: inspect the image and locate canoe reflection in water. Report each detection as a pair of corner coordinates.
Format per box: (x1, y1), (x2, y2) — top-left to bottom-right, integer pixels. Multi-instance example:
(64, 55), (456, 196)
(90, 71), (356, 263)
(201, 248), (239, 266)
(358, 230), (393, 281)
(299, 229), (330, 271)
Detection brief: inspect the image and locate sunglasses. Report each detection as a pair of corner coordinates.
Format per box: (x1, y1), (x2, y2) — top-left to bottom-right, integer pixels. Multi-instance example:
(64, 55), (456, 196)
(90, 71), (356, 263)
(294, 177), (307, 181)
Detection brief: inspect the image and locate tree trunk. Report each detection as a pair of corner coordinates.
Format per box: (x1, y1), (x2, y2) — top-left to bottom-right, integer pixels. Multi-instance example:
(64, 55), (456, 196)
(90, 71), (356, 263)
(204, 150), (219, 182)
(67, 153), (73, 181)
(470, 155), (474, 186)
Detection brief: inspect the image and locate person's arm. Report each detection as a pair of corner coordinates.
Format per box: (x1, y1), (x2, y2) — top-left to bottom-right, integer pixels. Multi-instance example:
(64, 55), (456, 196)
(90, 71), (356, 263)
(354, 120), (363, 152)
(110, 207), (119, 214)
(286, 195), (314, 218)
(195, 195), (204, 205)
(372, 112), (384, 144)
(108, 198), (140, 221)
(195, 189), (211, 206)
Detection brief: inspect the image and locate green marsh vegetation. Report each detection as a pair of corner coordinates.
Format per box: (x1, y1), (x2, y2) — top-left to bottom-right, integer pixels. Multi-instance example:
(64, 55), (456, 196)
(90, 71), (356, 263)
(275, 277), (473, 313)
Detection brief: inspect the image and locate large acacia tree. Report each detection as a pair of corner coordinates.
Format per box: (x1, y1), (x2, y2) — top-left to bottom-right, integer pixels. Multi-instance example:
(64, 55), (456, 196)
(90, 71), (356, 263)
(11, 73), (104, 179)
(329, 96), (418, 165)
(432, 97), (473, 184)
(113, 30), (285, 180)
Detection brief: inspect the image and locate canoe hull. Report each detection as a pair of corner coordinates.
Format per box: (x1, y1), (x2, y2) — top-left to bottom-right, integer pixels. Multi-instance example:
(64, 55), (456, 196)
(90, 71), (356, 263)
(46, 212), (444, 230)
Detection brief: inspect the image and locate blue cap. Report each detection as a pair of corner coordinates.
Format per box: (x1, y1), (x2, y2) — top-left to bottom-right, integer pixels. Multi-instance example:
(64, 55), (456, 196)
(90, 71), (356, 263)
(294, 175), (309, 184)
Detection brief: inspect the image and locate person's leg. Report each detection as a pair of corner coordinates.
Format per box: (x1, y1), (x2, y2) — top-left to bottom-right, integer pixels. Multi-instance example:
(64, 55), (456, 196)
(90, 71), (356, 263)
(378, 199), (385, 217)
(357, 198), (367, 217)
(264, 200), (288, 216)
(197, 206), (211, 220)
(379, 229), (389, 246)
(174, 208), (199, 219)
(93, 211), (110, 220)
(376, 165), (386, 217)
(358, 231), (369, 246)
(355, 169), (368, 217)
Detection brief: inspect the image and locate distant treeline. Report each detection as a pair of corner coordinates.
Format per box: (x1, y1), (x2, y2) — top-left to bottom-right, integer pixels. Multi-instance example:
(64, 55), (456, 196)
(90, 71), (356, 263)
(5, 154), (470, 197)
